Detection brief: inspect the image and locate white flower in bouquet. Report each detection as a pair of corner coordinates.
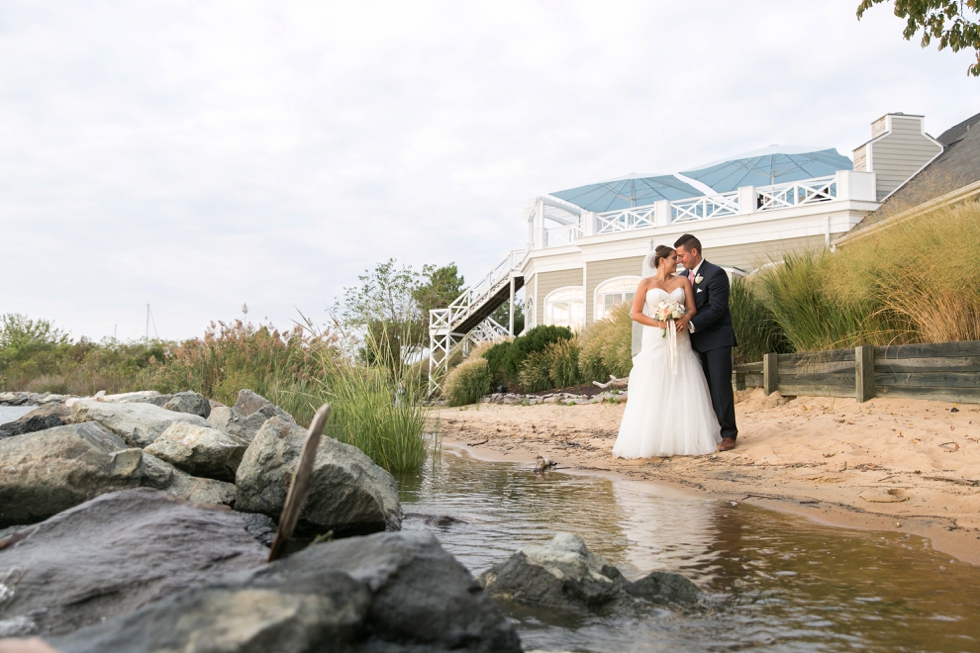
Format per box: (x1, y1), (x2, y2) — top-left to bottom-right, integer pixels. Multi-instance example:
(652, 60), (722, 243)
(654, 300), (686, 337)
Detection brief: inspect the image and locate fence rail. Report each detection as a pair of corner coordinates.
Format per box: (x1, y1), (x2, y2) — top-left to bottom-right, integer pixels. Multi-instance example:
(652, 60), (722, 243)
(734, 340), (980, 404)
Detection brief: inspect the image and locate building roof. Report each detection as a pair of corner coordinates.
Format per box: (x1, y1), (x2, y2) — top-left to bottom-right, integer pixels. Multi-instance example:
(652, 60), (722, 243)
(848, 110), (980, 232)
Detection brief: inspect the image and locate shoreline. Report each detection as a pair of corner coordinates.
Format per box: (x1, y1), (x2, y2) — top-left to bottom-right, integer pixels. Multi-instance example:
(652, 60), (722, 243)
(431, 389), (980, 566)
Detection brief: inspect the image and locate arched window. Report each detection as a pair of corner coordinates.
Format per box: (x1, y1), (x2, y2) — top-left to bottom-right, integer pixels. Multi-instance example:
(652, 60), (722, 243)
(594, 276), (641, 321)
(544, 287), (584, 331)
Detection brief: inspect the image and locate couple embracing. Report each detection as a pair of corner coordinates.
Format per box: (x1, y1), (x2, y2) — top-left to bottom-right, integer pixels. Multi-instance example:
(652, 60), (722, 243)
(612, 234), (738, 459)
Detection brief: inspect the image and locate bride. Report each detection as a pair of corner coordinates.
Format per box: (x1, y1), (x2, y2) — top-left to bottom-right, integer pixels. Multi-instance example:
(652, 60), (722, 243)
(611, 245), (722, 458)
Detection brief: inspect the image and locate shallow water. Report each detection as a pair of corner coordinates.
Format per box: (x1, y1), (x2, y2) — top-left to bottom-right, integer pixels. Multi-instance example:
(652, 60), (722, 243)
(0, 405), (34, 424)
(398, 444), (980, 653)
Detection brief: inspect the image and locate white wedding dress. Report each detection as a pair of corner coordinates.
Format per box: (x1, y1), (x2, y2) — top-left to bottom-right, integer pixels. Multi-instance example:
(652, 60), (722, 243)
(612, 287), (722, 458)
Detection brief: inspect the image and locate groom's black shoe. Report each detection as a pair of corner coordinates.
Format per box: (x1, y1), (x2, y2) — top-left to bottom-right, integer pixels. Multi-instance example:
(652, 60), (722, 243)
(718, 438), (736, 452)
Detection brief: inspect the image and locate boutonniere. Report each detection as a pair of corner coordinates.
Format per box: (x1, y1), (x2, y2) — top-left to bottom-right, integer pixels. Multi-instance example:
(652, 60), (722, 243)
(694, 274), (703, 285)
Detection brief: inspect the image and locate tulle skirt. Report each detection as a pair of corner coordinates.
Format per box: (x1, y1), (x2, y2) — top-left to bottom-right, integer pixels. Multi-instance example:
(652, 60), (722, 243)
(612, 324), (721, 458)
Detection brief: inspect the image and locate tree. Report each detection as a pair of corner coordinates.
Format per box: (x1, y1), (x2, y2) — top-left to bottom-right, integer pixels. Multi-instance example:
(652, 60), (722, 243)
(0, 314), (70, 373)
(857, 1), (980, 75)
(490, 301), (525, 335)
(412, 263), (465, 326)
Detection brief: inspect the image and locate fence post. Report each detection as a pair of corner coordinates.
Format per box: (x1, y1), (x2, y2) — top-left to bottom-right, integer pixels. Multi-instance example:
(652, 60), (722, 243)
(855, 345), (875, 402)
(763, 353), (778, 395)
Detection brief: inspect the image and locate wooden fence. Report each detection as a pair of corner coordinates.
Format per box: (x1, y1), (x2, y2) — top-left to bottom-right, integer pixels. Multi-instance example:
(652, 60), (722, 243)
(733, 340), (980, 404)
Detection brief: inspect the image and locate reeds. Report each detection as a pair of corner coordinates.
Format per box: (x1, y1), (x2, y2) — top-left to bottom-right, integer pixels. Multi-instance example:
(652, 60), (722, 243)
(315, 319), (429, 473)
(577, 303), (633, 383)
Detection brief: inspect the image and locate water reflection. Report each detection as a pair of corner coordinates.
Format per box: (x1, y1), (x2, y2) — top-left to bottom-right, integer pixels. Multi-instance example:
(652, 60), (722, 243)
(397, 444), (980, 653)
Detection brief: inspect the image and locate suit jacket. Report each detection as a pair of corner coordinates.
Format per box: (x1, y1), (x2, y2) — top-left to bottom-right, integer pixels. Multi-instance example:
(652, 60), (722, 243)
(685, 260), (737, 352)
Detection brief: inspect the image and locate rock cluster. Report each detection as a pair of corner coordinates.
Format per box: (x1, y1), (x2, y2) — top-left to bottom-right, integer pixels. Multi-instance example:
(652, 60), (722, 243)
(478, 532), (700, 615)
(0, 389), (511, 652)
(480, 390), (628, 406)
(0, 389), (402, 537)
(45, 531), (521, 653)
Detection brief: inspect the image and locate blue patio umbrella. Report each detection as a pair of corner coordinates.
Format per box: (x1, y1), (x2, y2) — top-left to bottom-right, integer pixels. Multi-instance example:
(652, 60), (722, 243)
(549, 173), (704, 212)
(679, 146), (853, 193)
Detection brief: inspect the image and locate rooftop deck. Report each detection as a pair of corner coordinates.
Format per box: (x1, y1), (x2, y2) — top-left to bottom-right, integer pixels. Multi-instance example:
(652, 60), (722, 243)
(531, 169), (877, 250)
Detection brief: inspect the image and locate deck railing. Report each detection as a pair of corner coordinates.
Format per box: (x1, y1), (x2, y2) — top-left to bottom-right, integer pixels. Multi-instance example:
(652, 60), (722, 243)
(756, 176), (836, 211)
(595, 205), (657, 234)
(536, 172), (856, 247)
(671, 191), (740, 223)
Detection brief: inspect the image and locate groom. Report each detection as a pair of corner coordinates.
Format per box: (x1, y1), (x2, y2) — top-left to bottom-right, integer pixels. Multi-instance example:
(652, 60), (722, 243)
(674, 234), (738, 451)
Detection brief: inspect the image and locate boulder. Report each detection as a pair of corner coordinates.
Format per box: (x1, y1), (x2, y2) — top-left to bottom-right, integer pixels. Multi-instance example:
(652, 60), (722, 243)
(235, 417), (401, 537)
(207, 390), (295, 443)
(140, 452), (236, 506)
(162, 391), (211, 419)
(70, 399), (208, 448)
(478, 533), (700, 614)
(0, 489), (269, 637)
(48, 531), (522, 653)
(478, 533), (625, 612)
(625, 570), (701, 605)
(0, 423), (141, 527)
(234, 389), (281, 417)
(143, 422), (247, 481)
(0, 403), (70, 439)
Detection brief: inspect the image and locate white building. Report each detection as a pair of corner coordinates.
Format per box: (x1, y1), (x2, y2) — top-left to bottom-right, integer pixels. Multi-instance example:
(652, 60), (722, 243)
(429, 113), (944, 387)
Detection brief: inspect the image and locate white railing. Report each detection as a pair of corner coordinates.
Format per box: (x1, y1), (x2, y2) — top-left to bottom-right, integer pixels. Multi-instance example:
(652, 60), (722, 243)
(757, 175), (836, 211)
(670, 191), (740, 223)
(544, 224), (582, 247)
(595, 205), (657, 234)
(535, 173), (853, 248)
(431, 249), (525, 335)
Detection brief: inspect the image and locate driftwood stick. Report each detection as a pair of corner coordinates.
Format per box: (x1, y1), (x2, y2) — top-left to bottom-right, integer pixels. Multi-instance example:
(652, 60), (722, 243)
(592, 375), (629, 389)
(268, 403), (331, 563)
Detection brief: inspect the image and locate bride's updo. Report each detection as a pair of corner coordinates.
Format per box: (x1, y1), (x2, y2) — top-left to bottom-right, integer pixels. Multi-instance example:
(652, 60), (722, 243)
(653, 245), (675, 270)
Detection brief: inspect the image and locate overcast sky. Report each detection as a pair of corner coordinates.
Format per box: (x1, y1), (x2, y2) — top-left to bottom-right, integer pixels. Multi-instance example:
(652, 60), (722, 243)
(2, 0), (978, 341)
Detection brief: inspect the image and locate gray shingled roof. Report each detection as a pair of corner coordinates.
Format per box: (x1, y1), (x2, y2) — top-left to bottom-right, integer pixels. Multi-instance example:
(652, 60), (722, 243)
(849, 110), (980, 232)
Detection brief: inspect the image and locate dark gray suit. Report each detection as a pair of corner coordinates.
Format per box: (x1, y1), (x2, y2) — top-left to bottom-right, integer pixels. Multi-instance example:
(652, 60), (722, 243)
(685, 260), (738, 441)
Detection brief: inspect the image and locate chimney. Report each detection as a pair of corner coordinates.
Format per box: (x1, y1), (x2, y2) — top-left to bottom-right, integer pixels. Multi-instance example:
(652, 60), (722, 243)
(852, 113), (943, 201)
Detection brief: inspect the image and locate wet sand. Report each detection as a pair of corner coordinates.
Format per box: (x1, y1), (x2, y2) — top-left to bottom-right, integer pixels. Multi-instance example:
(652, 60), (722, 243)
(430, 389), (980, 565)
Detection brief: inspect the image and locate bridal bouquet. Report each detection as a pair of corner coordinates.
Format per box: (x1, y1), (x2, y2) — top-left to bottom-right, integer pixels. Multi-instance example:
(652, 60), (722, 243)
(654, 300), (686, 338)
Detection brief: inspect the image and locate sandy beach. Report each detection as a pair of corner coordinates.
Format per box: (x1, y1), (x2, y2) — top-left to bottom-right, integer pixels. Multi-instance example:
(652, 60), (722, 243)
(431, 389), (980, 565)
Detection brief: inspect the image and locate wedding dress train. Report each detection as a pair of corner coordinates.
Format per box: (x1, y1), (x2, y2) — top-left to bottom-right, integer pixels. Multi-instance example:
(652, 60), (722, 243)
(612, 287), (722, 458)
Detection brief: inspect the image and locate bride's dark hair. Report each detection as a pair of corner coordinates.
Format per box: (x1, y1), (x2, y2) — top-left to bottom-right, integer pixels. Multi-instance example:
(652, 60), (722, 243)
(653, 245), (675, 270)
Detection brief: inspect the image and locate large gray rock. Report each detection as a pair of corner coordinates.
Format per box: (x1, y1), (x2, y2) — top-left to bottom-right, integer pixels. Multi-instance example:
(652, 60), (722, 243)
(162, 391), (211, 419)
(0, 423), (141, 527)
(207, 390), (295, 443)
(143, 422), (247, 481)
(235, 417), (401, 537)
(478, 532), (700, 614)
(48, 531), (522, 653)
(140, 452), (236, 506)
(0, 489), (269, 637)
(0, 403), (70, 439)
(70, 399), (209, 448)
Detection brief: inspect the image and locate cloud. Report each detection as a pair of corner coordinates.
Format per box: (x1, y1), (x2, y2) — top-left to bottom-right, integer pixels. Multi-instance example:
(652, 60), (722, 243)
(1, 0), (977, 340)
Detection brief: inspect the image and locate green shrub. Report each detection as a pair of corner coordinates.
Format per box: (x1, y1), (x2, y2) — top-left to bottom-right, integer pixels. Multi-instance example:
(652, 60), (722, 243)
(502, 325), (572, 384)
(517, 349), (553, 392)
(729, 276), (794, 363)
(546, 338), (581, 389)
(515, 337), (582, 392)
(443, 357), (492, 406)
(481, 340), (513, 388)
